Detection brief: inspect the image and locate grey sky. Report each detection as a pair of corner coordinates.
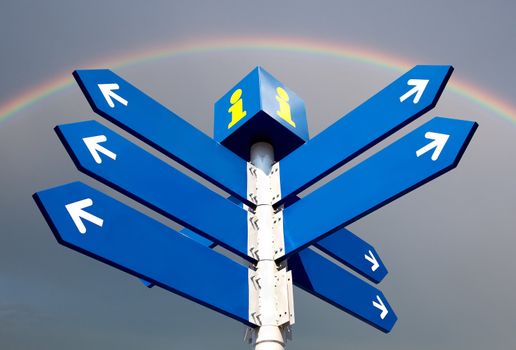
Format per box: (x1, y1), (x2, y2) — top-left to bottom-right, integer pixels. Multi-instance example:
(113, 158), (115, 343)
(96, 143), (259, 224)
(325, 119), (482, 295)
(0, 1), (515, 349)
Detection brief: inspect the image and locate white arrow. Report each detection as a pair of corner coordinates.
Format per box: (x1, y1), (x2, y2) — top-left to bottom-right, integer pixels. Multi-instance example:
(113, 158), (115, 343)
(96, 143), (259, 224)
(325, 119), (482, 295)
(372, 295), (388, 320)
(65, 198), (103, 234)
(364, 250), (380, 272)
(82, 135), (117, 164)
(98, 83), (128, 108)
(416, 131), (450, 161)
(399, 79), (429, 104)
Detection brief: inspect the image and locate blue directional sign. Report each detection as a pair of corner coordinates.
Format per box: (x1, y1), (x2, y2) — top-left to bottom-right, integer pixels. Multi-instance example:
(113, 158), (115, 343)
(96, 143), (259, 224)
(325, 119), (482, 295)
(277, 65), (454, 206)
(73, 70), (250, 206)
(289, 249), (397, 333)
(33, 182), (251, 325)
(282, 117), (478, 258)
(55, 120), (249, 260)
(314, 228), (388, 283)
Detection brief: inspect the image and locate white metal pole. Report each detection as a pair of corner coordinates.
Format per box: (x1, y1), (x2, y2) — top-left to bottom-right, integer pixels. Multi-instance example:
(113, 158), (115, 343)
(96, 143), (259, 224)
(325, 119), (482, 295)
(250, 142), (286, 350)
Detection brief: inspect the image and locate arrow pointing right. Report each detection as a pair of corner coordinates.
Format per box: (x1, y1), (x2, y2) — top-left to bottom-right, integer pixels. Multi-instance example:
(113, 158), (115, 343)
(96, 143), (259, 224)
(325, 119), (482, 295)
(82, 135), (117, 164)
(276, 65), (453, 206)
(399, 79), (429, 104)
(364, 250), (380, 272)
(372, 295), (388, 319)
(64, 198), (103, 234)
(282, 117), (477, 260)
(314, 227), (388, 283)
(98, 83), (128, 108)
(218, 196), (389, 284)
(289, 249), (397, 332)
(416, 131), (450, 161)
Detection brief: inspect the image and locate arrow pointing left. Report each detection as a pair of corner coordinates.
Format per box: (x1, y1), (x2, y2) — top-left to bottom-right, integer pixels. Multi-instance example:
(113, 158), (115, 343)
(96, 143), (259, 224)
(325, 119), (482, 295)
(55, 120), (249, 261)
(64, 198), (103, 234)
(74, 70), (250, 207)
(33, 182), (252, 326)
(98, 83), (128, 108)
(82, 135), (117, 164)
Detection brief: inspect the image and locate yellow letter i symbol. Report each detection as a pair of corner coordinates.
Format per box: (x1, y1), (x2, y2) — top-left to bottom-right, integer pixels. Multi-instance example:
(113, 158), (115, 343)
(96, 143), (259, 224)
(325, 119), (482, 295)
(276, 87), (296, 127)
(227, 88), (247, 129)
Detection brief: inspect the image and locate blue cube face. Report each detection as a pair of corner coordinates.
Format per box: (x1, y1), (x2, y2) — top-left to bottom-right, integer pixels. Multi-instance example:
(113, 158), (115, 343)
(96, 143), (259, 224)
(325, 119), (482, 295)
(258, 68), (308, 138)
(214, 68), (262, 140)
(214, 67), (309, 161)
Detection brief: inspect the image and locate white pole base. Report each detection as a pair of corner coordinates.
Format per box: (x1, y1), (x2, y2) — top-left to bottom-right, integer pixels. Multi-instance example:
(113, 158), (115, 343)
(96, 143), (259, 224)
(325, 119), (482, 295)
(254, 325), (285, 350)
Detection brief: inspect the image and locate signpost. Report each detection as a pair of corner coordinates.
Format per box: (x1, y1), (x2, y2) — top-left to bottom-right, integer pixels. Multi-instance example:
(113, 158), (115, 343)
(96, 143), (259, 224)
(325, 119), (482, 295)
(34, 65), (477, 349)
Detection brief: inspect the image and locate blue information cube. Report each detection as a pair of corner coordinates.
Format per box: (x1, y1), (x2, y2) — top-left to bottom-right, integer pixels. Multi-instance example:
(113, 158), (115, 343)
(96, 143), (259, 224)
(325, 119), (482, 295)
(214, 67), (309, 160)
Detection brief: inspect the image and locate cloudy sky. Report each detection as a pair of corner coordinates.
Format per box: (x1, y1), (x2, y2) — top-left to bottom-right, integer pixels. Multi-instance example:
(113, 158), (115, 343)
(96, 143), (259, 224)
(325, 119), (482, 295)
(1, 1), (515, 349)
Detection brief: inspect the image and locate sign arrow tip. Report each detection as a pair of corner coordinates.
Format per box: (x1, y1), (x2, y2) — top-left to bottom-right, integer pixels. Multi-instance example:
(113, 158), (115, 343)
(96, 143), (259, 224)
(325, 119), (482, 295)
(65, 198), (103, 234)
(416, 131), (450, 161)
(364, 250), (380, 272)
(98, 83), (128, 108)
(400, 79), (429, 104)
(372, 295), (388, 320)
(82, 135), (117, 164)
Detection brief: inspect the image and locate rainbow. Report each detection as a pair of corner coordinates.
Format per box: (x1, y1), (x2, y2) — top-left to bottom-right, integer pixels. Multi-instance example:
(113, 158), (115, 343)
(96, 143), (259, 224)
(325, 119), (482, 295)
(0, 36), (514, 125)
